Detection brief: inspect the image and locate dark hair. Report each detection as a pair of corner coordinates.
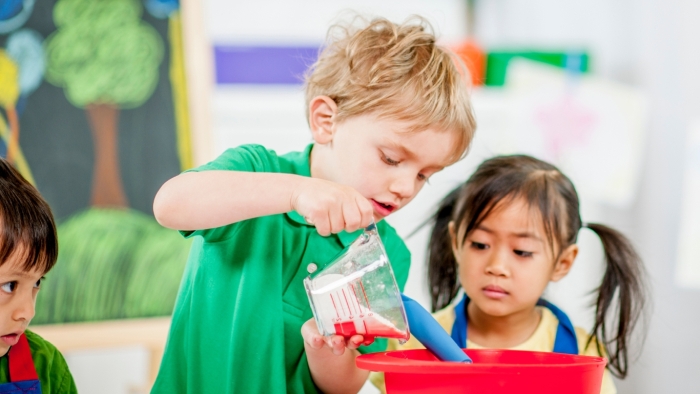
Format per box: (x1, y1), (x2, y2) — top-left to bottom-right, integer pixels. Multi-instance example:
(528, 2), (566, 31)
(0, 159), (58, 274)
(428, 154), (646, 378)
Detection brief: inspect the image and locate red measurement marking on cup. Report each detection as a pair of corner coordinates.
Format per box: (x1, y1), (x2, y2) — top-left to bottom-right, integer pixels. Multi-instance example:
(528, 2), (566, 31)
(334, 321), (357, 337)
(359, 282), (371, 311)
(330, 293), (340, 320)
(350, 284), (364, 316)
(342, 289), (356, 317)
(336, 290), (347, 317)
(349, 285), (360, 315)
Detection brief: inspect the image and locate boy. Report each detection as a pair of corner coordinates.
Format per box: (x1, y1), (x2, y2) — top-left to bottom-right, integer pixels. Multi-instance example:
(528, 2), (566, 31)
(151, 16), (476, 393)
(0, 158), (77, 393)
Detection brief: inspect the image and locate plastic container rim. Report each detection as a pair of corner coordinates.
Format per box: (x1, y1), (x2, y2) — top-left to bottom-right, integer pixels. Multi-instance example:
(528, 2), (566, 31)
(356, 348), (607, 374)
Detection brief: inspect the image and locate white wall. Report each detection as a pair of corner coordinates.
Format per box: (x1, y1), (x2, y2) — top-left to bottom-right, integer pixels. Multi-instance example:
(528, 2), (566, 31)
(205, 0), (468, 45)
(622, 0), (700, 392)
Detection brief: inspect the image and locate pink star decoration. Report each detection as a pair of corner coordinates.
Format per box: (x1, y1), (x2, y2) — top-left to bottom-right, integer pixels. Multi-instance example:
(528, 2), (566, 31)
(535, 95), (597, 159)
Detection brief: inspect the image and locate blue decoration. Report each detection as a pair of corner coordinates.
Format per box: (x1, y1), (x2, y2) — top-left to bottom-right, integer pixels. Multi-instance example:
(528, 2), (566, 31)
(0, 0), (23, 21)
(144, 0), (179, 19)
(7, 29), (45, 96)
(0, 0), (34, 33)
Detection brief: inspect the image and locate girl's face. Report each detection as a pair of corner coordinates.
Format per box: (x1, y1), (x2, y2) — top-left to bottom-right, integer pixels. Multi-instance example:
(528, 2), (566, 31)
(450, 197), (577, 318)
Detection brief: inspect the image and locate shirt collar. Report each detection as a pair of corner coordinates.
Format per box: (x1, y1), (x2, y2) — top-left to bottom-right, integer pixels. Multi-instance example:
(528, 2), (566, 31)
(285, 144), (364, 247)
(290, 143), (313, 177)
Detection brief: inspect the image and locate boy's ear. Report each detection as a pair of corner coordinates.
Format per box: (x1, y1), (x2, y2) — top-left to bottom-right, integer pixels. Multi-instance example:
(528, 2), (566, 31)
(550, 244), (578, 282)
(448, 221), (461, 265)
(308, 96), (338, 145)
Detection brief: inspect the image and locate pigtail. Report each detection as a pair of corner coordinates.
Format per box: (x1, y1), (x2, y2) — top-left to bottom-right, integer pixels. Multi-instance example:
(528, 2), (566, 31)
(585, 223), (647, 379)
(428, 187), (463, 312)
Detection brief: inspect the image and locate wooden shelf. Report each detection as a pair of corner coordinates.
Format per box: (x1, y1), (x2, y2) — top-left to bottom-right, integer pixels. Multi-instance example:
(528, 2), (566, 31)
(31, 317), (172, 389)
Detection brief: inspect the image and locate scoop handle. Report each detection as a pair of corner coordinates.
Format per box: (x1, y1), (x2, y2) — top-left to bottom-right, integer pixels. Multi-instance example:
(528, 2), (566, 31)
(401, 294), (473, 363)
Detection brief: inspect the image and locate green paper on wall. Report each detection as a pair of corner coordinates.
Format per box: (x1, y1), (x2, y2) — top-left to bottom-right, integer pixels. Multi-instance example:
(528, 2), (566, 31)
(485, 51), (590, 86)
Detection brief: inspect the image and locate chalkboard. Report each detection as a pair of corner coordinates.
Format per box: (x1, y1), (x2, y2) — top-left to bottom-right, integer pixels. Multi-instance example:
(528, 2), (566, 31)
(0, 0), (192, 324)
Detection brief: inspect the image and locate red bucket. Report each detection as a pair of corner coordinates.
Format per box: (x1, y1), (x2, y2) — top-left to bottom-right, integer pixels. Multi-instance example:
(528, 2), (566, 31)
(357, 349), (606, 394)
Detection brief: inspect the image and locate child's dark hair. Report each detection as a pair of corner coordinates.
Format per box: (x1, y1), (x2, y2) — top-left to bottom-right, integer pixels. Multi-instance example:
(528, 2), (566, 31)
(428, 154), (646, 378)
(0, 158), (57, 274)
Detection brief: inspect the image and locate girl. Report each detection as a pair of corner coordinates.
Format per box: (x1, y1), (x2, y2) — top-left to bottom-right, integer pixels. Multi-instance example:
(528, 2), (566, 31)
(371, 155), (646, 394)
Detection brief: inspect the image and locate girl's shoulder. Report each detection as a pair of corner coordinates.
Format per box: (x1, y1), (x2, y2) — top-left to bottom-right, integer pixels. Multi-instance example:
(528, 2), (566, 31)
(574, 326), (609, 359)
(535, 310), (617, 394)
(537, 308), (607, 358)
(572, 326), (617, 394)
(432, 302), (458, 331)
(538, 308), (607, 358)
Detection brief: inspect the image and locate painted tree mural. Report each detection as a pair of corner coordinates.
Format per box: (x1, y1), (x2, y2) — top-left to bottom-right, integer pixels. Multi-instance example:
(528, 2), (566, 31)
(0, 0), (193, 326)
(0, 29), (45, 184)
(45, 0), (164, 208)
(0, 49), (20, 161)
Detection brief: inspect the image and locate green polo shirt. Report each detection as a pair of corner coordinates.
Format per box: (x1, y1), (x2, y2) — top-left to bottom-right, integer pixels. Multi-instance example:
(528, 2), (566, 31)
(0, 330), (77, 393)
(152, 144), (411, 394)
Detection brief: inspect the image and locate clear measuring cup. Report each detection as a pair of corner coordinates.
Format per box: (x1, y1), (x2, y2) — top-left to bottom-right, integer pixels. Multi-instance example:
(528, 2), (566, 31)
(304, 223), (410, 345)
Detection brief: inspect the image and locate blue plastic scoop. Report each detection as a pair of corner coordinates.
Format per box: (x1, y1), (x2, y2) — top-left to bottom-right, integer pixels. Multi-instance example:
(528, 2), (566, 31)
(401, 294), (472, 363)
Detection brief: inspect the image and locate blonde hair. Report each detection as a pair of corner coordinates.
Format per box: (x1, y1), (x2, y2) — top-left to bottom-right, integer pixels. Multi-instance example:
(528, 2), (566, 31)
(305, 16), (476, 163)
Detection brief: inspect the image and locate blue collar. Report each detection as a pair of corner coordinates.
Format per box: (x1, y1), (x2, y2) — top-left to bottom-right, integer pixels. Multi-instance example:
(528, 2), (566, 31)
(449, 293), (579, 355)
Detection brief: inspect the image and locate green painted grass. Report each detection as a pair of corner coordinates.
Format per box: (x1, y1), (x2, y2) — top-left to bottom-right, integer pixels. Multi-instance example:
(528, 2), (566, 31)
(33, 208), (191, 324)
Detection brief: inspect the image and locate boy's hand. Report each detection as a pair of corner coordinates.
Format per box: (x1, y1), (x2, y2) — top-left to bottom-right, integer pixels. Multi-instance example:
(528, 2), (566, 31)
(290, 178), (374, 236)
(302, 318), (371, 394)
(301, 319), (370, 356)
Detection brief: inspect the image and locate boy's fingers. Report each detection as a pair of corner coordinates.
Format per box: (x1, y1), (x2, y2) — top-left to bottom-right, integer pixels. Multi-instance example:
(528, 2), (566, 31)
(328, 201), (345, 234)
(357, 196), (374, 227)
(308, 335), (324, 349)
(342, 199), (362, 233)
(325, 335), (346, 356)
(300, 319), (327, 350)
(315, 211), (331, 236)
(332, 336), (346, 355)
(347, 335), (364, 350)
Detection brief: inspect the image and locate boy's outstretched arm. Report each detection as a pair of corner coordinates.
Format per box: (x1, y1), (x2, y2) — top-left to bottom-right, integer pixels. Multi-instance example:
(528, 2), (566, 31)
(153, 171), (373, 234)
(302, 319), (370, 394)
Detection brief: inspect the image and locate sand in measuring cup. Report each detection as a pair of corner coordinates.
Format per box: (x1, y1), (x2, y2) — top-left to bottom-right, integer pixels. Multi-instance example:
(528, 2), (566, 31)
(332, 308), (407, 343)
